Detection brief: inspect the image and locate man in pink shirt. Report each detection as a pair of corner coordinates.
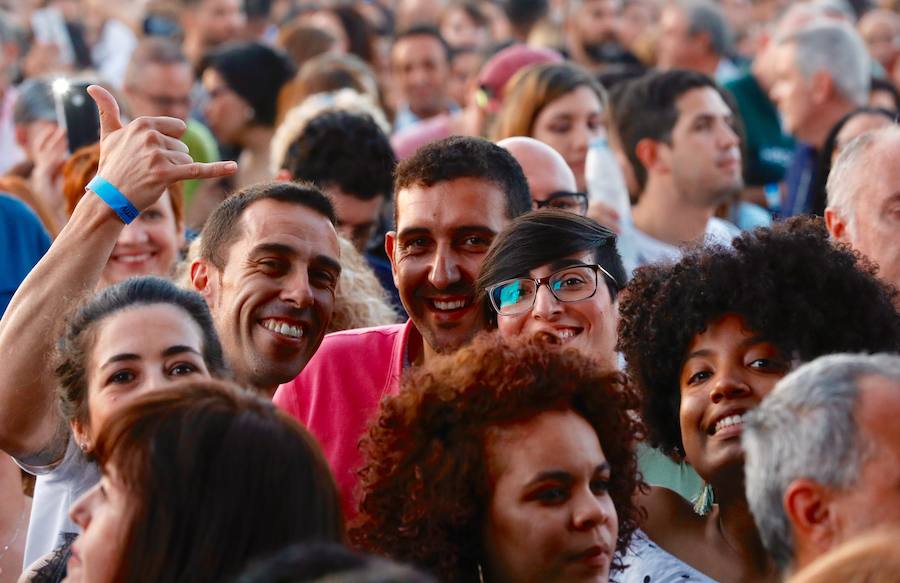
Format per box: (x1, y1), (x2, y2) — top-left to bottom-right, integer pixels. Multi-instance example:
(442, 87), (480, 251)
(274, 136), (531, 514)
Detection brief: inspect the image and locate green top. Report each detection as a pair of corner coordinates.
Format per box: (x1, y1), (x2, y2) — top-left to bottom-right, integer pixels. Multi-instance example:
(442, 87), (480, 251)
(637, 442), (704, 503)
(180, 119), (221, 206)
(724, 70), (795, 187)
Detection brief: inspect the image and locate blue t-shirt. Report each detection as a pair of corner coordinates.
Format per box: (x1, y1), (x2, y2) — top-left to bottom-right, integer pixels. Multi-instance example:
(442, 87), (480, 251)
(0, 194), (51, 317)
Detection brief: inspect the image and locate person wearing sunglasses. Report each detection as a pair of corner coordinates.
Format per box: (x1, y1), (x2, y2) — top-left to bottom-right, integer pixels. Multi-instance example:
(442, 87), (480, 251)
(498, 136), (589, 216)
(477, 209), (626, 369)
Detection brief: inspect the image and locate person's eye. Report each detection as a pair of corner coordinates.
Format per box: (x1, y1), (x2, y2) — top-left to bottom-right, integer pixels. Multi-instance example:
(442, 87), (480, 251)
(534, 486), (569, 504)
(311, 269), (339, 290)
(259, 259), (288, 275)
(591, 477), (612, 494)
(460, 235), (491, 250)
(169, 362), (199, 377)
(687, 370), (712, 385)
(549, 122), (572, 134)
(748, 358), (787, 372)
(107, 369), (136, 385)
(142, 209), (164, 221)
(401, 238), (431, 253)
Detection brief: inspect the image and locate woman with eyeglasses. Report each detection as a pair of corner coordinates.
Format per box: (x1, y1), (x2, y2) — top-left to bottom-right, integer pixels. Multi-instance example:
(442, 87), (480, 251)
(476, 209), (626, 369)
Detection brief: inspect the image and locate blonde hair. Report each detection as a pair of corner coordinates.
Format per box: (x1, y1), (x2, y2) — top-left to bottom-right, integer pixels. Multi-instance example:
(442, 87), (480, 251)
(787, 527), (900, 583)
(330, 237), (400, 332)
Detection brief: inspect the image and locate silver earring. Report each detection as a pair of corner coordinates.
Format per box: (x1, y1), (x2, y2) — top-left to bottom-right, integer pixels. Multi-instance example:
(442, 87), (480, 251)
(79, 442), (88, 452)
(478, 563), (485, 583)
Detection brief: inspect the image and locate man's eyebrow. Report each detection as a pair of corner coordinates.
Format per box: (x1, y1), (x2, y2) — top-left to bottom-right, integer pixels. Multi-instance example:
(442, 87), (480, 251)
(249, 242), (296, 256)
(451, 226), (498, 236)
(396, 227), (432, 239)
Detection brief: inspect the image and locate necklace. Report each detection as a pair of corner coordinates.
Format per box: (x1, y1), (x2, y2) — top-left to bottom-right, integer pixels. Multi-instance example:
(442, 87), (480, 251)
(716, 512), (744, 559)
(0, 505), (27, 577)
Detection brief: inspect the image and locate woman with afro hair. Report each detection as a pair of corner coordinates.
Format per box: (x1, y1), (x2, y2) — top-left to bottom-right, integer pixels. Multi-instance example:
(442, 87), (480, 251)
(349, 333), (644, 583)
(617, 217), (900, 582)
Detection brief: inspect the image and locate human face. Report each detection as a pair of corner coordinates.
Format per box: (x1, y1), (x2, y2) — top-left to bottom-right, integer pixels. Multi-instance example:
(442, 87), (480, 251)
(662, 87), (742, 208)
(532, 86), (606, 191)
(387, 178), (508, 356)
(573, 0), (622, 46)
(202, 68), (251, 146)
(441, 7), (489, 49)
(656, 5), (700, 70)
(66, 468), (131, 583)
(100, 192), (182, 289)
(80, 304), (210, 444)
(826, 375), (900, 545)
(448, 50), (481, 108)
(324, 185), (385, 252)
(196, 0), (246, 47)
(196, 200), (340, 393)
(391, 35), (451, 119)
(483, 410), (618, 583)
(770, 43), (815, 141)
(124, 63), (193, 121)
(843, 134), (900, 294)
(678, 314), (789, 482)
(495, 252), (618, 369)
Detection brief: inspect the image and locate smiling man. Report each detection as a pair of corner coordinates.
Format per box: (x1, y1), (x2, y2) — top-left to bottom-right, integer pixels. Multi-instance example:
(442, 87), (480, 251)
(274, 137), (531, 514)
(191, 181), (342, 397)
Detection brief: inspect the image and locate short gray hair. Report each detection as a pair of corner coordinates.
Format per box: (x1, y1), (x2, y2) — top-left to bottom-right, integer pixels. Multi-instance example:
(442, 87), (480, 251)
(678, 0), (733, 57)
(781, 21), (870, 107)
(743, 353), (900, 571)
(826, 125), (900, 236)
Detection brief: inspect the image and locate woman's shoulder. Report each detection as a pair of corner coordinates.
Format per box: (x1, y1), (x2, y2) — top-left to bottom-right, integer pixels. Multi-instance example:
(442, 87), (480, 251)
(638, 485), (705, 537)
(617, 529), (719, 583)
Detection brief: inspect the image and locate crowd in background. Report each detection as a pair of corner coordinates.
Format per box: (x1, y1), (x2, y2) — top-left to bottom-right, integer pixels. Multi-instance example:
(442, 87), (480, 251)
(0, 0), (899, 582)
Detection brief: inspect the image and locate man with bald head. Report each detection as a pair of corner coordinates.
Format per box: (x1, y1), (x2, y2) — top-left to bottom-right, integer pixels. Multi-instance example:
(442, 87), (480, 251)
(498, 136), (584, 215)
(825, 126), (900, 303)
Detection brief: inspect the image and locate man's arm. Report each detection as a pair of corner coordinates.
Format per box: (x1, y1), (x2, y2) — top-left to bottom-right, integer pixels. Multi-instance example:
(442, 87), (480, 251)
(0, 86), (236, 462)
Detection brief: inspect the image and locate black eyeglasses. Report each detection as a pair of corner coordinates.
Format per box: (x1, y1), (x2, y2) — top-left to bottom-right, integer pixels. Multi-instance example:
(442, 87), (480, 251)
(533, 191), (589, 215)
(486, 263), (619, 317)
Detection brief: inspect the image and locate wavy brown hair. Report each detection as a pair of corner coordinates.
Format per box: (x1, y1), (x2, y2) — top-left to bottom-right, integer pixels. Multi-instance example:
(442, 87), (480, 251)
(349, 332), (643, 581)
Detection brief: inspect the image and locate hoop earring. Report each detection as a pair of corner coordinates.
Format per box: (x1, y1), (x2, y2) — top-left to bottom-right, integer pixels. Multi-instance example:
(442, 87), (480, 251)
(478, 563), (486, 583)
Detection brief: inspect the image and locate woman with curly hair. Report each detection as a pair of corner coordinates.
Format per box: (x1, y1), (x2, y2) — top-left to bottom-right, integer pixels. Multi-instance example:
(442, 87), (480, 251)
(350, 333), (643, 582)
(617, 217), (900, 582)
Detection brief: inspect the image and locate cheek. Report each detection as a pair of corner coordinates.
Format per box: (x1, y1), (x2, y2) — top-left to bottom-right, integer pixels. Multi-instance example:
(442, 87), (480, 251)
(497, 314), (526, 337)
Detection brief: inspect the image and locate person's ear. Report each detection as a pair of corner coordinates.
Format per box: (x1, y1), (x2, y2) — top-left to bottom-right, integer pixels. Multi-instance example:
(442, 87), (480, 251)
(190, 257), (218, 305)
(635, 138), (666, 174)
(275, 169), (292, 182)
(810, 71), (835, 105)
(70, 419), (91, 453)
(824, 207), (849, 242)
(784, 479), (839, 560)
(385, 230), (400, 289)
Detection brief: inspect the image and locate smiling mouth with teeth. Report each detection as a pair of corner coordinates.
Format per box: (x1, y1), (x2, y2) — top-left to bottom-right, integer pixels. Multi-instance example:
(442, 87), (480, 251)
(261, 319), (304, 339)
(713, 413), (746, 435)
(430, 298), (470, 311)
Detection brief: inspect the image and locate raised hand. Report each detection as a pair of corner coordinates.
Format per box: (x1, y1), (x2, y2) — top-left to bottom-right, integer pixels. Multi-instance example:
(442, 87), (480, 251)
(87, 85), (237, 212)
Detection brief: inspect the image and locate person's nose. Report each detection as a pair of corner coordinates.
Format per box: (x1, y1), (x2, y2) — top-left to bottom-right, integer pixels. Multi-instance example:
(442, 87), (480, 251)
(69, 482), (100, 529)
(281, 268), (316, 308)
(571, 486), (615, 531)
(717, 120), (740, 150)
(116, 222), (150, 246)
(428, 244), (461, 290)
(709, 364), (752, 404)
(531, 283), (562, 321)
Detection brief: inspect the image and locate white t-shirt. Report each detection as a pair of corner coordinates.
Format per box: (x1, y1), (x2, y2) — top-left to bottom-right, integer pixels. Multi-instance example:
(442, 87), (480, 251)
(619, 217), (741, 277)
(17, 436), (100, 568)
(620, 529), (719, 583)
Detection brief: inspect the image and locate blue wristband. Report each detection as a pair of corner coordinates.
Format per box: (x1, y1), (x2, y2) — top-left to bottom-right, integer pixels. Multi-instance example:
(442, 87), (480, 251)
(87, 175), (140, 224)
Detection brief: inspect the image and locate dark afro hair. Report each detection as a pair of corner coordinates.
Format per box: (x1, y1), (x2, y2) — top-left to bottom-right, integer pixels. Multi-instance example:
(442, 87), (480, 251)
(618, 216), (900, 461)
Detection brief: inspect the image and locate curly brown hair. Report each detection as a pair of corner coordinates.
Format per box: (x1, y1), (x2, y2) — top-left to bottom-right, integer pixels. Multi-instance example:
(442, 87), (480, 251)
(349, 332), (644, 582)
(618, 216), (900, 462)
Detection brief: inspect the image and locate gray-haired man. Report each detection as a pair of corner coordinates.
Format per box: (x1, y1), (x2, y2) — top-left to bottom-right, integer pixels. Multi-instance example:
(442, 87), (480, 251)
(743, 353), (900, 575)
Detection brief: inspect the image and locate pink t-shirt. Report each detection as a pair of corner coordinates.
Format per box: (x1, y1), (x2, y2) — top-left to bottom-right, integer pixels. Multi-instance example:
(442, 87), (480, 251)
(273, 321), (417, 517)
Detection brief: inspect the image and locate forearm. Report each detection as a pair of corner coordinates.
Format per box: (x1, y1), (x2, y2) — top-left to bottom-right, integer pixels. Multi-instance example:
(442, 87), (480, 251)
(0, 193), (123, 458)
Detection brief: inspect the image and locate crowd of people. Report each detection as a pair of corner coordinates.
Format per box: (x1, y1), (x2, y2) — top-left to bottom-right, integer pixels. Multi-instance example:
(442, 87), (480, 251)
(0, 0), (898, 582)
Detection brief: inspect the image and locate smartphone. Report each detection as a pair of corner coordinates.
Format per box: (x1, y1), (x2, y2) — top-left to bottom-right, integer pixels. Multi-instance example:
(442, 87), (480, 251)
(30, 8), (75, 65)
(53, 81), (100, 153)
